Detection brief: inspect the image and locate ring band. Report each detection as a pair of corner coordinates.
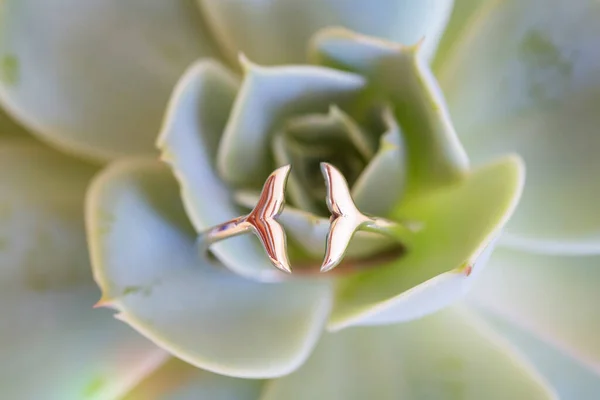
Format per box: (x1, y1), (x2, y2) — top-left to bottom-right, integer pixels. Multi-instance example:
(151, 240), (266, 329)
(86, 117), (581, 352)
(198, 165), (292, 273)
(320, 162), (406, 272)
(198, 163), (409, 274)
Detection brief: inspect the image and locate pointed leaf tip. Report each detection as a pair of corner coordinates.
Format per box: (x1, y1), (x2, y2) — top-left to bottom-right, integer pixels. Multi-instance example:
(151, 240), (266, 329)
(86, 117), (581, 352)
(93, 296), (114, 309)
(238, 53), (254, 72)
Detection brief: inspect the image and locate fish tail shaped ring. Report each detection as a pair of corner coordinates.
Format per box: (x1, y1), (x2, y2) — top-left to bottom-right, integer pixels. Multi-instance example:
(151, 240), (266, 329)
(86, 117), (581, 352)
(319, 163), (404, 272)
(197, 163), (406, 274)
(197, 165), (292, 274)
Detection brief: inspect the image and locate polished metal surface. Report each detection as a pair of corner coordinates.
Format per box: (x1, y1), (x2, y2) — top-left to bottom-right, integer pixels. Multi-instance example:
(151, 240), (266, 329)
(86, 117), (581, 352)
(199, 162), (406, 275)
(199, 165), (293, 273)
(320, 162), (403, 272)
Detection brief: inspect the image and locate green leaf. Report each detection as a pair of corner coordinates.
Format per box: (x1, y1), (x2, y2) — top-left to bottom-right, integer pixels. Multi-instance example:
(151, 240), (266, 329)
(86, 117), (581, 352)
(216, 59), (366, 188)
(86, 159), (332, 379)
(271, 106), (372, 214)
(260, 307), (555, 400)
(438, 0), (600, 253)
(310, 28), (469, 196)
(197, 0), (453, 65)
(123, 358), (263, 400)
(469, 248), (600, 374)
(271, 132), (318, 213)
(283, 106), (375, 162)
(158, 60), (285, 282)
(351, 106), (406, 216)
(0, 0), (221, 161)
(329, 156), (524, 330)
(472, 306), (600, 400)
(272, 103), (406, 218)
(0, 139), (163, 400)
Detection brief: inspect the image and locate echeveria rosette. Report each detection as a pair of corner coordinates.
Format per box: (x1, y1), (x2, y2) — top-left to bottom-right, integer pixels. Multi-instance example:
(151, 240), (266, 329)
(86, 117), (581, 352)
(0, 0), (599, 399)
(85, 22), (554, 398)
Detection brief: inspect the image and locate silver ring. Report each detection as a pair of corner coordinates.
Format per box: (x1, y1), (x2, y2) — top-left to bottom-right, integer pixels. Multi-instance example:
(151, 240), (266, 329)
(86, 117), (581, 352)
(197, 163), (406, 274)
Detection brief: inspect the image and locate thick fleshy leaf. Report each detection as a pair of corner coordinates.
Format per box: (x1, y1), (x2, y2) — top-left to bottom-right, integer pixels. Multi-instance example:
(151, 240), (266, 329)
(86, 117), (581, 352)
(325, 106), (376, 159)
(0, 139), (164, 400)
(271, 132), (318, 213)
(472, 306), (600, 400)
(329, 156), (524, 330)
(158, 60), (286, 282)
(261, 307), (555, 400)
(311, 28), (469, 196)
(272, 107), (372, 213)
(469, 248), (600, 373)
(277, 106), (375, 158)
(86, 159), (332, 378)
(217, 60), (366, 188)
(197, 0), (453, 64)
(0, 0), (221, 161)
(351, 106), (405, 216)
(235, 192), (394, 262)
(439, 0), (600, 253)
(123, 358), (263, 400)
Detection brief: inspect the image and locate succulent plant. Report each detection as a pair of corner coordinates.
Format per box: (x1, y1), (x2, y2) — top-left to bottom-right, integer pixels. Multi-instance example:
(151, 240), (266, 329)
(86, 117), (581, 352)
(1, 0), (599, 399)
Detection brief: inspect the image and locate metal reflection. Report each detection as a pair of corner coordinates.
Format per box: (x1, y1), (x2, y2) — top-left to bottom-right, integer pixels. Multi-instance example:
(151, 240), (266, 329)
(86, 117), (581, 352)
(198, 165), (292, 273)
(199, 162), (407, 275)
(320, 162), (403, 273)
